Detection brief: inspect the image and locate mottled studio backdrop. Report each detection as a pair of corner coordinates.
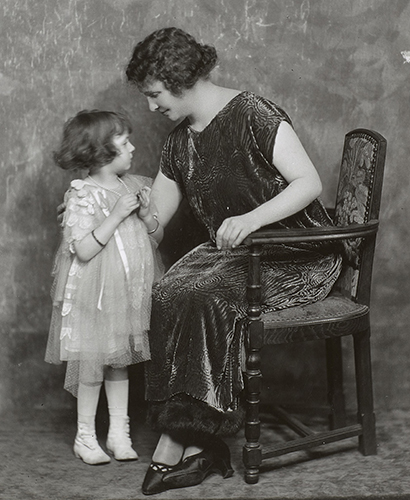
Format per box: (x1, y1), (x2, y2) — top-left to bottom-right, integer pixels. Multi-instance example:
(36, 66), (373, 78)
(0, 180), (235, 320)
(1, 0), (409, 415)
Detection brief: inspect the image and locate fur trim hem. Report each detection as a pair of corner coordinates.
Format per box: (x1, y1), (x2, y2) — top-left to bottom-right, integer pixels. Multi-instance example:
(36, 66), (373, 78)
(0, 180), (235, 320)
(147, 393), (244, 442)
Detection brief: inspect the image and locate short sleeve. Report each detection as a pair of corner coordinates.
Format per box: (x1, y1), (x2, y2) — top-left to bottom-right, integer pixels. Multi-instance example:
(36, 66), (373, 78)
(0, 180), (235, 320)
(62, 180), (97, 251)
(247, 95), (292, 165)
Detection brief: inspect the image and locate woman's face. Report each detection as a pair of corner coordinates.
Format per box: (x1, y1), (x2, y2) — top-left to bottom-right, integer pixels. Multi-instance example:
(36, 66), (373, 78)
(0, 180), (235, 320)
(142, 81), (190, 122)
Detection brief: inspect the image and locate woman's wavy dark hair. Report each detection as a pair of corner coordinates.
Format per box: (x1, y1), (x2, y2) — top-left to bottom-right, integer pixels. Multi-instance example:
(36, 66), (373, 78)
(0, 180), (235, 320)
(53, 110), (132, 171)
(126, 27), (218, 96)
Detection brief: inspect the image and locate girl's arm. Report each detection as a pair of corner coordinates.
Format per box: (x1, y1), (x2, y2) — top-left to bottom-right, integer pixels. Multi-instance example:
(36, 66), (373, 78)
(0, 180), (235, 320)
(216, 121), (322, 250)
(74, 193), (139, 261)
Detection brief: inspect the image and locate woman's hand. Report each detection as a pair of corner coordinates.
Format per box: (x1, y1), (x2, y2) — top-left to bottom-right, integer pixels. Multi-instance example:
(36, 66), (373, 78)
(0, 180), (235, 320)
(111, 193), (140, 221)
(216, 213), (260, 250)
(57, 202), (66, 226)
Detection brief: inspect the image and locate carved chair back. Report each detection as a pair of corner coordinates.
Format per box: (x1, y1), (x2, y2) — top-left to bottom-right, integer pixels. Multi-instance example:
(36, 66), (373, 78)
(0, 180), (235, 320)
(332, 129), (387, 305)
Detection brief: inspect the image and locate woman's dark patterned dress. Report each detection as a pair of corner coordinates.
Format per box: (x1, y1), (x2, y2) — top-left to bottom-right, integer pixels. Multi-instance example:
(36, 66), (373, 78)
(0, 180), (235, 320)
(146, 92), (342, 437)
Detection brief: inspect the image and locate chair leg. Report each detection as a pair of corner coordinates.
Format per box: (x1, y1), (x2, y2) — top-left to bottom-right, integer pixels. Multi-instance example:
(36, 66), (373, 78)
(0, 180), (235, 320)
(243, 319), (263, 484)
(353, 328), (377, 455)
(326, 337), (347, 429)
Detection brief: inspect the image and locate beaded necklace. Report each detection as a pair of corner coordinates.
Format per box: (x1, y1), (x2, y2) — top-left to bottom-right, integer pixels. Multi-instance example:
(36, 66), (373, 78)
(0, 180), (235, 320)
(86, 175), (131, 196)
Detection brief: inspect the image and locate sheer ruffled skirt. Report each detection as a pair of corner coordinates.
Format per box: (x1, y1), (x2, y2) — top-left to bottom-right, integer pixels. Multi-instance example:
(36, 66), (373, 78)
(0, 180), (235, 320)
(46, 217), (158, 397)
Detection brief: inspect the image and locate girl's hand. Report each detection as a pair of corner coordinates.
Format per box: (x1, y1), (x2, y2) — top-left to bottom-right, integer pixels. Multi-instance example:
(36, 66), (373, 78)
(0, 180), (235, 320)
(111, 193), (140, 221)
(216, 213), (260, 250)
(137, 186), (152, 219)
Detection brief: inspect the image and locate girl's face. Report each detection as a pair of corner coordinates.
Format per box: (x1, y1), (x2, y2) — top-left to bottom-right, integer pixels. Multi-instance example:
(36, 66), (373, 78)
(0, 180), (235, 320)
(109, 133), (135, 174)
(142, 81), (190, 122)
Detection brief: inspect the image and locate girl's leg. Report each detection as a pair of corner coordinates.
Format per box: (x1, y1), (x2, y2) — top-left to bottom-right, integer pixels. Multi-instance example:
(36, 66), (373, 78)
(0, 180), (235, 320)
(104, 366), (138, 460)
(74, 382), (110, 465)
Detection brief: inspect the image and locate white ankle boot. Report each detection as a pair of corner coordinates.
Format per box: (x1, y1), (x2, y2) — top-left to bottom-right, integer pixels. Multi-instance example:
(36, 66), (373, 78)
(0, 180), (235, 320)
(106, 416), (138, 461)
(74, 423), (111, 465)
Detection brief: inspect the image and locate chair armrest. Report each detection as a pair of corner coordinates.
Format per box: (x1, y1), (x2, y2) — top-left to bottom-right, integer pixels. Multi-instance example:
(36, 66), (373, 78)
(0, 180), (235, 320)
(244, 220), (379, 246)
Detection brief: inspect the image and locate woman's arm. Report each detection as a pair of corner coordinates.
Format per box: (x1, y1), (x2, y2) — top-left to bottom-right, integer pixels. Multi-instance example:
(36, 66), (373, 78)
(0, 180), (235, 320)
(150, 171), (183, 227)
(136, 186), (164, 244)
(216, 121), (322, 250)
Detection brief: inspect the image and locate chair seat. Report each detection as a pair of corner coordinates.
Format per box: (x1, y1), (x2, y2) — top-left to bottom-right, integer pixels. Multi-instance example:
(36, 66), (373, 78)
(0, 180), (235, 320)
(262, 295), (369, 344)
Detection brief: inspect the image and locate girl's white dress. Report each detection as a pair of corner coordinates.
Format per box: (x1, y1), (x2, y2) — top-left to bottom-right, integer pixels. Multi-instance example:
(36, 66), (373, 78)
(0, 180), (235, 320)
(45, 174), (161, 396)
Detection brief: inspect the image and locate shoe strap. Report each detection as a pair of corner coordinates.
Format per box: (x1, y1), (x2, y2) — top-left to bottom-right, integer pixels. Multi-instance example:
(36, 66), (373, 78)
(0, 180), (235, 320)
(151, 462), (174, 473)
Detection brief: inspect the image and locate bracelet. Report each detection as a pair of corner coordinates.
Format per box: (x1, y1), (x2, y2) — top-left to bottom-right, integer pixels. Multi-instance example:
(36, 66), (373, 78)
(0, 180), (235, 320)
(147, 214), (160, 235)
(91, 229), (105, 247)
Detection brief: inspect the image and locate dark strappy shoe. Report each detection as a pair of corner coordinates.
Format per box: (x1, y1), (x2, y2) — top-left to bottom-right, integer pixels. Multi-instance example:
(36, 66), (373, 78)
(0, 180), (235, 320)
(142, 462), (179, 496)
(162, 438), (234, 490)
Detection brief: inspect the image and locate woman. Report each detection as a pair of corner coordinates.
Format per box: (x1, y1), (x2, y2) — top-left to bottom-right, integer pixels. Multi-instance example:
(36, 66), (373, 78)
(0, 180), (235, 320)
(126, 27), (342, 495)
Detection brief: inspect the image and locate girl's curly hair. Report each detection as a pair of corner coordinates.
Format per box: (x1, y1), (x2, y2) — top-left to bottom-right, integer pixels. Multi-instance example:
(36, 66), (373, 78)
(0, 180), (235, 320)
(54, 110), (132, 171)
(126, 27), (218, 96)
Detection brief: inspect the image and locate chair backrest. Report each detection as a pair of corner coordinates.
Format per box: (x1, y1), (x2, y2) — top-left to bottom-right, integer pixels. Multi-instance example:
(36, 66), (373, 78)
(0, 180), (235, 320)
(332, 129), (387, 305)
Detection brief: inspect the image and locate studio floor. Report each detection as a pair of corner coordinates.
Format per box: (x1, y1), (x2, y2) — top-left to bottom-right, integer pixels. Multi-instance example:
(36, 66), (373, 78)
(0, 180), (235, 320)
(1, 404), (409, 500)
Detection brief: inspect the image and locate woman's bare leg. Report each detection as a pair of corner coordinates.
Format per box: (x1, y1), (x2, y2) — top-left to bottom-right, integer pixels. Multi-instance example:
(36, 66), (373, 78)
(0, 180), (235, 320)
(152, 433), (185, 465)
(182, 445), (203, 459)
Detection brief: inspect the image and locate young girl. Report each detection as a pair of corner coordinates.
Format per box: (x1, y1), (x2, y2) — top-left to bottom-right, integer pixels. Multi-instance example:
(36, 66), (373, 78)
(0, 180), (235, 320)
(45, 110), (163, 465)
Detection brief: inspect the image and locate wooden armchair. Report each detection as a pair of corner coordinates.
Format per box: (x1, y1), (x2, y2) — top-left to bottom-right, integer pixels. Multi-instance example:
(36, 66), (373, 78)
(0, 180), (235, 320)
(242, 129), (387, 484)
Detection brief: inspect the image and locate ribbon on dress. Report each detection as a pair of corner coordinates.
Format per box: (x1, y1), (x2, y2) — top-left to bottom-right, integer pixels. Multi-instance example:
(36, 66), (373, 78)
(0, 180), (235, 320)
(93, 190), (130, 310)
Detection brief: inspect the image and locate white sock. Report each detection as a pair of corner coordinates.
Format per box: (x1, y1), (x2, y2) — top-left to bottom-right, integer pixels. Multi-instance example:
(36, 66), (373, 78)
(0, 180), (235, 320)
(77, 382), (102, 427)
(104, 379), (129, 418)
